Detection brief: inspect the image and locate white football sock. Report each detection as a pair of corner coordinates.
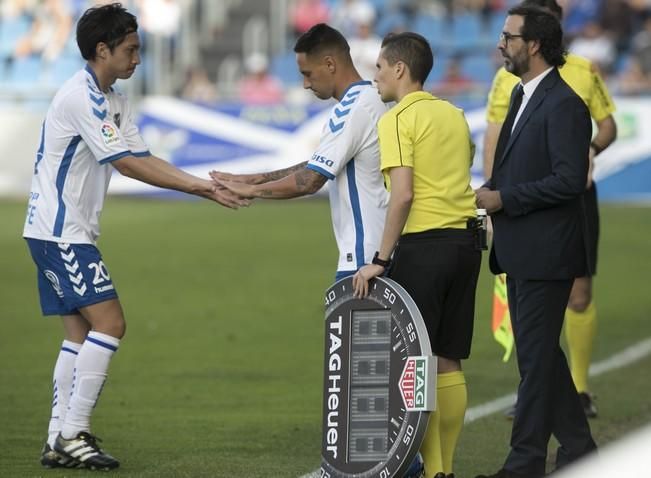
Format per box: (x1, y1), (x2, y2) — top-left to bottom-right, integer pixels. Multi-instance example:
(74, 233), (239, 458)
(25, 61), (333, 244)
(47, 340), (82, 447)
(61, 331), (120, 439)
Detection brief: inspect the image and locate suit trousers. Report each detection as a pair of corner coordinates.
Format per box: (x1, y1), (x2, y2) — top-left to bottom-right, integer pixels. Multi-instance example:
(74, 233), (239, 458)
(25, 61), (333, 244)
(504, 277), (596, 476)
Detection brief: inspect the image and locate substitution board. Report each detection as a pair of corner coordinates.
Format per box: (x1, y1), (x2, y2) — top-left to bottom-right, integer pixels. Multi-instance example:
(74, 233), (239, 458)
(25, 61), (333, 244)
(321, 276), (436, 478)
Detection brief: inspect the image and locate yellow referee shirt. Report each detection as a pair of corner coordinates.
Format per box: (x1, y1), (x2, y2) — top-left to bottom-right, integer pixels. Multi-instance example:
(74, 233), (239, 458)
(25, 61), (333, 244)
(486, 53), (616, 123)
(378, 91), (476, 234)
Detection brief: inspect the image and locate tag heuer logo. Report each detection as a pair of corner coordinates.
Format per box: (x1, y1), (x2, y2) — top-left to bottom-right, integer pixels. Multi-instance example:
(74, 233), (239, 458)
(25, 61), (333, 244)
(399, 356), (435, 411)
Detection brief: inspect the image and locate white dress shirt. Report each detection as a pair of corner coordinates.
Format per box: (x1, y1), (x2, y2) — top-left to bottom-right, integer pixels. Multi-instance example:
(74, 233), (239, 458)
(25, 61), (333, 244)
(512, 66), (554, 131)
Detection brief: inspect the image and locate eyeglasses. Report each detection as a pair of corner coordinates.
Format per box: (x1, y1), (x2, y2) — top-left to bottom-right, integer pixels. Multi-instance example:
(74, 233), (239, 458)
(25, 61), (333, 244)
(500, 32), (525, 44)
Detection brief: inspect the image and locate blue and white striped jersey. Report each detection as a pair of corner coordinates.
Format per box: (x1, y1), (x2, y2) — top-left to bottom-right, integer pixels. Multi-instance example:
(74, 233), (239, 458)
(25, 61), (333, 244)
(23, 65), (149, 245)
(307, 81), (389, 274)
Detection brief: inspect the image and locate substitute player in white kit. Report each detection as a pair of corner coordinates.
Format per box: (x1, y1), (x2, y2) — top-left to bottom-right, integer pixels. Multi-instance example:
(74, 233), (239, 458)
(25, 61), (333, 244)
(212, 23), (389, 280)
(23, 3), (246, 471)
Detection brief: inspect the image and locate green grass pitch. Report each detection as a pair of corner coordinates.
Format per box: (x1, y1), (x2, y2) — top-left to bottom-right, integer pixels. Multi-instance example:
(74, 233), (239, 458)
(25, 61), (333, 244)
(0, 198), (649, 477)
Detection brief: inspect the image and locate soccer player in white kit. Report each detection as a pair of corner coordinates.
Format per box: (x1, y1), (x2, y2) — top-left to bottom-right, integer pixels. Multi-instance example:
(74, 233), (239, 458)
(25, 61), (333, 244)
(23, 4), (246, 470)
(212, 23), (389, 280)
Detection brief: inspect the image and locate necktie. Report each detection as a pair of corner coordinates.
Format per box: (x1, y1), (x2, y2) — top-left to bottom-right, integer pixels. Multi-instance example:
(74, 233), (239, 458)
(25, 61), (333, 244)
(493, 84), (524, 170)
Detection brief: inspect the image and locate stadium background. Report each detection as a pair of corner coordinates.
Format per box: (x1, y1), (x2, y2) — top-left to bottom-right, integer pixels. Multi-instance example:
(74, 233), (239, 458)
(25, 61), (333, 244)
(0, 1), (650, 477)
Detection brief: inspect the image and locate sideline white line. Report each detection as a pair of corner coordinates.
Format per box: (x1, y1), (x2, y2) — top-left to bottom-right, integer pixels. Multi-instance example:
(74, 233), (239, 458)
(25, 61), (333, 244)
(466, 337), (651, 423)
(299, 337), (651, 478)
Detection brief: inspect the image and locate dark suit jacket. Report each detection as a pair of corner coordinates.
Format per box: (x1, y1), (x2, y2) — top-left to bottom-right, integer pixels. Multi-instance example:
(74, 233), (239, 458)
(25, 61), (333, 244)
(486, 68), (591, 280)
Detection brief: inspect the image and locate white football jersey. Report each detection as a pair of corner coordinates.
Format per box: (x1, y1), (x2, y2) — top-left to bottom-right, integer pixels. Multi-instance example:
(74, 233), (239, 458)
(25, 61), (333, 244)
(23, 65), (149, 245)
(307, 81), (390, 274)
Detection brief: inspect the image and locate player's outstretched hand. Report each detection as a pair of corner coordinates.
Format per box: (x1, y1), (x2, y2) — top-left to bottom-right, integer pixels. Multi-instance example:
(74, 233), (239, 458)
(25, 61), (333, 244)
(213, 178), (257, 199)
(211, 184), (251, 209)
(352, 264), (384, 298)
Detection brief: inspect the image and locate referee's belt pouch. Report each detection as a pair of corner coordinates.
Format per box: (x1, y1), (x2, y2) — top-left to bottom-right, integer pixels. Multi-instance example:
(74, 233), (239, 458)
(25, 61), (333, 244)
(467, 218), (488, 251)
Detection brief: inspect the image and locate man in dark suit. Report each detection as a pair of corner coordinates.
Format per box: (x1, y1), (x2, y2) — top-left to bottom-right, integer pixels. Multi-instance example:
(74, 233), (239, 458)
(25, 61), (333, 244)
(475, 5), (597, 478)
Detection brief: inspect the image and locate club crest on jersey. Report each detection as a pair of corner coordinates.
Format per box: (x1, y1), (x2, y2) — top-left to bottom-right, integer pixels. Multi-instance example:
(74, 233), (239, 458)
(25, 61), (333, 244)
(100, 123), (120, 146)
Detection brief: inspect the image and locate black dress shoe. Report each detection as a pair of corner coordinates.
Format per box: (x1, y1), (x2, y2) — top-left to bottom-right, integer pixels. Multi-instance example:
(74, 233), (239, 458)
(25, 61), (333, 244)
(475, 468), (533, 478)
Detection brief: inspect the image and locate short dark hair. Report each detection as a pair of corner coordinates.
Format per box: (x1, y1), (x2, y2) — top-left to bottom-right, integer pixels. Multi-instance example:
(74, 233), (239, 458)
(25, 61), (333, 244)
(76, 3), (138, 61)
(380, 32), (433, 85)
(521, 0), (563, 21)
(294, 23), (350, 58)
(508, 4), (566, 67)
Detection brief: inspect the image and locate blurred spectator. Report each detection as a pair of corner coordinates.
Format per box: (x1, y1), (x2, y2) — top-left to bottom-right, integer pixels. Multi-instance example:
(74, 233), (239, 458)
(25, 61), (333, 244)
(599, 0), (634, 55)
(387, 0), (422, 20)
(627, 0), (651, 15)
(615, 56), (651, 94)
(289, 0), (329, 38)
(180, 66), (218, 103)
(135, 0), (181, 94)
(631, 13), (651, 73)
(137, 0), (181, 38)
(330, 0), (376, 37)
(456, 0), (493, 13)
(348, 18), (382, 81)
(431, 54), (478, 98)
(569, 21), (616, 74)
(1, 0), (32, 18)
(562, 0), (603, 41)
(238, 53), (284, 105)
(13, 0), (73, 63)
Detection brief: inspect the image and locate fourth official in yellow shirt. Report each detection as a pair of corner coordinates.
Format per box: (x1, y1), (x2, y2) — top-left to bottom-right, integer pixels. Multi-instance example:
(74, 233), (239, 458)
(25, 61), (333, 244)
(354, 32), (482, 478)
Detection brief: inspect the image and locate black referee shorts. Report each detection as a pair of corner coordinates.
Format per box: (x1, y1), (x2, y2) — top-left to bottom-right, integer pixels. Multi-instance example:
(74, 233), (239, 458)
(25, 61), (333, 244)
(388, 228), (481, 360)
(583, 183), (600, 276)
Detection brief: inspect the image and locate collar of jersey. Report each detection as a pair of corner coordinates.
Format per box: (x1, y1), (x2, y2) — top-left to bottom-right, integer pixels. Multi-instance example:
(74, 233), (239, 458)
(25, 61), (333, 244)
(399, 90), (434, 105)
(339, 80), (372, 100)
(85, 64), (102, 91)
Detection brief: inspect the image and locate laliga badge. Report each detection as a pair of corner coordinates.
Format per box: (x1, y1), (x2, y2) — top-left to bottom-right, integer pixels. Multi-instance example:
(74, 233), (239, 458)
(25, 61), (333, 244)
(101, 122), (121, 146)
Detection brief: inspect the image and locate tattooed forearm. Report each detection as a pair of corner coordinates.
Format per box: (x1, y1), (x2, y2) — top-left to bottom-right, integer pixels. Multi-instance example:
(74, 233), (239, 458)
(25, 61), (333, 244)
(251, 167), (326, 198)
(254, 170), (326, 198)
(297, 168), (327, 193)
(295, 169), (310, 189)
(259, 161), (309, 183)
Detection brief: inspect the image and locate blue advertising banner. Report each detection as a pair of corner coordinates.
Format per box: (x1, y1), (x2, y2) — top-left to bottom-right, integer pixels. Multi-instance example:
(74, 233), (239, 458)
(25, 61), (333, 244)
(107, 96), (651, 203)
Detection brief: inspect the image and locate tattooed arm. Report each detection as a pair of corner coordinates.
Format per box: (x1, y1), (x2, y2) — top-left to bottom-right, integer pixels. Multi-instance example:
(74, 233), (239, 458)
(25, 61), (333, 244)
(210, 162), (309, 185)
(214, 166), (328, 199)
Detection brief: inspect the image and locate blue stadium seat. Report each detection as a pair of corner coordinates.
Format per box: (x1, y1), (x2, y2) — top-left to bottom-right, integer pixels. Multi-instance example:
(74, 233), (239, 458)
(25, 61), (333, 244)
(411, 14), (445, 49)
(426, 54), (450, 85)
(489, 11), (506, 43)
(270, 51), (302, 86)
(0, 15), (32, 57)
(612, 53), (632, 75)
(375, 10), (408, 37)
(7, 57), (43, 89)
(63, 33), (80, 57)
(462, 54), (497, 84)
(450, 13), (483, 50)
(51, 55), (83, 85)
(366, 0), (389, 13)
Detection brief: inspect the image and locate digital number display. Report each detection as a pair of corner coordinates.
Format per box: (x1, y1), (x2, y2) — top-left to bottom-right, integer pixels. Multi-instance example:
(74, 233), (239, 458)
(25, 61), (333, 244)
(347, 309), (392, 462)
(321, 277), (433, 478)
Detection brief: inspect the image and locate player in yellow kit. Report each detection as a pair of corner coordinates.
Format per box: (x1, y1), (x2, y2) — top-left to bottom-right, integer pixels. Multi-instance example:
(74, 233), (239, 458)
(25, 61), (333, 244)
(483, 0), (617, 418)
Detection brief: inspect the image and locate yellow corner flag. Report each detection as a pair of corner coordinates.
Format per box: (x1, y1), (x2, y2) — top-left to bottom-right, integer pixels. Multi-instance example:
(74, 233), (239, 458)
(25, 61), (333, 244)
(492, 274), (514, 362)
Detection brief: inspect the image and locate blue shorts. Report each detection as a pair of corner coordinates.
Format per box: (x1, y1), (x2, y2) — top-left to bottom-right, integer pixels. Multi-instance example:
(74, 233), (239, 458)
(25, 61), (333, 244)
(25, 238), (119, 316)
(335, 269), (355, 282)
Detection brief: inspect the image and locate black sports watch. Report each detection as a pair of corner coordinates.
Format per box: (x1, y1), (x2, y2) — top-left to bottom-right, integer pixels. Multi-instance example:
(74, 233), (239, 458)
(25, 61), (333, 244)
(371, 251), (391, 268)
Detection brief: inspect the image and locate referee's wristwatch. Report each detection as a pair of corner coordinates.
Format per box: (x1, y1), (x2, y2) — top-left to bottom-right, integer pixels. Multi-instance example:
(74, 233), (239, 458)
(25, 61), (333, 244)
(371, 251), (391, 268)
